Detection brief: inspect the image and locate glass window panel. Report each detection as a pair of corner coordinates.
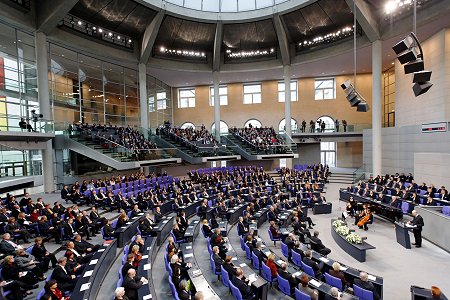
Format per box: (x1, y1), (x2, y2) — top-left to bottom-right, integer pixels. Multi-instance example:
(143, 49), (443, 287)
(179, 88), (195, 108)
(244, 119), (262, 128)
(238, 0), (256, 11)
(0, 23), (18, 57)
(167, 0), (183, 5)
(185, 0), (201, 10)
(211, 121), (229, 134)
(222, 0), (238, 12)
(103, 62), (123, 84)
(256, 0), (273, 8)
(252, 93), (261, 103)
(209, 86), (228, 106)
(243, 94), (252, 104)
(203, 0), (220, 11)
(278, 118), (298, 132)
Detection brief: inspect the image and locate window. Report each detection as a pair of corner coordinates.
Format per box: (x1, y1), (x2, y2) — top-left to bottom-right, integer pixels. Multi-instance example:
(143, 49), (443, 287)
(278, 80), (298, 102)
(244, 119), (262, 128)
(209, 86), (228, 106)
(314, 78), (336, 100)
(156, 92), (167, 110)
(178, 88), (195, 108)
(211, 120), (229, 135)
(320, 142), (336, 167)
(148, 96), (155, 112)
(278, 118), (298, 132)
(180, 122), (195, 129)
(316, 116), (335, 132)
(243, 83), (261, 104)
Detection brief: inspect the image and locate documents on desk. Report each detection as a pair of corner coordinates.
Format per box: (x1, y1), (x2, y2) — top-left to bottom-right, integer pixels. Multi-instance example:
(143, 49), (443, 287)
(405, 223), (416, 228)
(80, 282), (91, 291)
(264, 251), (271, 256)
(142, 255), (149, 259)
(293, 271), (302, 277)
(192, 269), (202, 277)
(185, 253), (194, 258)
(185, 245), (192, 250)
(368, 274), (376, 281)
(319, 257), (329, 263)
(98, 248), (106, 252)
(89, 259), (98, 265)
(232, 257), (238, 261)
(340, 266), (348, 271)
(143, 294), (152, 300)
(309, 279), (322, 287)
(249, 274), (257, 283)
(240, 263), (246, 267)
(83, 270), (94, 277)
(277, 259), (284, 265)
(143, 263), (151, 270)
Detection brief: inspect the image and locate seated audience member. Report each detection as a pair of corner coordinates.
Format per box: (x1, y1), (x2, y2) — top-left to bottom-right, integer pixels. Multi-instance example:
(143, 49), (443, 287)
(44, 279), (70, 300)
(65, 251), (84, 276)
(122, 254), (135, 279)
(122, 268), (148, 300)
(138, 213), (155, 236)
(324, 287), (340, 300)
(14, 249), (45, 281)
(129, 235), (145, 253)
(32, 237), (57, 272)
(154, 206), (163, 223)
(265, 253), (278, 278)
(231, 267), (256, 300)
(116, 211), (129, 230)
(353, 272), (380, 300)
(114, 287), (129, 300)
(202, 219), (213, 238)
(329, 262), (348, 288)
(298, 274), (319, 300)
(38, 215), (61, 244)
(51, 257), (77, 292)
(212, 246), (224, 270)
(130, 245), (142, 268)
(73, 234), (100, 254)
(170, 254), (191, 285)
(1, 255), (38, 287)
(269, 220), (281, 239)
(431, 286), (443, 299)
(194, 291), (204, 300)
(278, 262), (297, 294)
(6, 217), (30, 243)
(223, 255), (238, 279)
(178, 279), (191, 300)
(66, 241), (93, 264)
(172, 223), (184, 241)
(0, 233), (23, 255)
(310, 231), (331, 256)
(103, 219), (116, 237)
(302, 250), (323, 278)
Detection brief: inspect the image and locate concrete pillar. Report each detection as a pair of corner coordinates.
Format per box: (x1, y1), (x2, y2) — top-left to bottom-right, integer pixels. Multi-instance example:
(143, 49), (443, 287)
(139, 63), (149, 137)
(35, 32), (54, 193)
(283, 65), (292, 137)
(372, 40), (382, 175)
(213, 71), (220, 141)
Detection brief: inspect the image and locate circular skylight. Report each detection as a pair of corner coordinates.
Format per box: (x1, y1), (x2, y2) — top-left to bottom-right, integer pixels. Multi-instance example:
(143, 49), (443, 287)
(165, 0), (290, 12)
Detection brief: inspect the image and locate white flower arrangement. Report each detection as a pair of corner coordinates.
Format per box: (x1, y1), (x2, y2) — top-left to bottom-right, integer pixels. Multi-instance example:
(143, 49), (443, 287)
(332, 220), (345, 228)
(335, 225), (350, 236)
(345, 232), (363, 244)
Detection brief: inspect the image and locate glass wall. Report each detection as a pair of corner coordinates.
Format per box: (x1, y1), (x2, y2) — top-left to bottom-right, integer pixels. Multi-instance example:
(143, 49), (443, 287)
(148, 75), (172, 131)
(0, 21), (39, 130)
(49, 43), (141, 127)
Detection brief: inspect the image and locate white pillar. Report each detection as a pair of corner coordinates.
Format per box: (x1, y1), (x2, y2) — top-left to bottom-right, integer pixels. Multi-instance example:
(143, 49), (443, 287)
(35, 32), (54, 193)
(139, 63), (149, 137)
(213, 71), (221, 140)
(284, 65), (292, 137)
(372, 40), (382, 175)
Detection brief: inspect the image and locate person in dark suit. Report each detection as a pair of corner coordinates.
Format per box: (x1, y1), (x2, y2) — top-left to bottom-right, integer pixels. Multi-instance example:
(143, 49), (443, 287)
(310, 231), (331, 256)
(231, 268), (256, 300)
(197, 201), (208, 220)
(299, 274), (319, 300)
(31, 237), (57, 272)
(353, 272), (380, 300)
(61, 185), (71, 202)
(122, 254), (135, 278)
(278, 262), (297, 294)
(0, 233), (19, 255)
(237, 216), (248, 236)
(252, 242), (265, 269)
(178, 280), (192, 300)
(408, 210), (424, 248)
(154, 206), (163, 223)
(211, 246), (223, 270)
(51, 257), (77, 292)
(201, 219), (213, 238)
(223, 255), (238, 279)
(122, 268), (148, 300)
(73, 234), (100, 254)
(302, 250), (323, 278)
(103, 219), (116, 237)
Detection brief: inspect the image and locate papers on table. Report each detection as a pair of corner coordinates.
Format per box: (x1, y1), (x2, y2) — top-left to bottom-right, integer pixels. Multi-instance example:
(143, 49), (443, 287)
(185, 253), (194, 258)
(142, 255), (149, 259)
(89, 259), (98, 265)
(153, 226), (159, 229)
(277, 259), (284, 265)
(340, 266), (348, 271)
(248, 274), (257, 283)
(185, 245), (192, 250)
(240, 263), (247, 267)
(368, 274), (376, 281)
(319, 257), (329, 263)
(143, 263), (151, 270)
(83, 270), (94, 277)
(192, 269), (202, 277)
(309, 279), (322, 287)
(98, 248), (106, 253)
(121, 226), (127, 229)
(143, 294), (152, 300)
(293, 271), (302, 277)
(80, 283), (91, 291)
(126, 222), (131, 225)
(232, 257), (238, 261)
(147, 246), (151, 251)
(264, 251), (271, 256)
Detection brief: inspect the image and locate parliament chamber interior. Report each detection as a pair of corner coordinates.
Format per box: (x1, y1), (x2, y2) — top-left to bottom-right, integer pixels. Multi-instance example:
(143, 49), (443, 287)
(0, 0), (450, 299)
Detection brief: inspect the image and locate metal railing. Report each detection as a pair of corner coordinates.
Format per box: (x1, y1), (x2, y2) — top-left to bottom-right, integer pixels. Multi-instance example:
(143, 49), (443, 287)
(290, 123), (372, 134)
(352, 165), (366, 183)
(0, 113), (54, 134)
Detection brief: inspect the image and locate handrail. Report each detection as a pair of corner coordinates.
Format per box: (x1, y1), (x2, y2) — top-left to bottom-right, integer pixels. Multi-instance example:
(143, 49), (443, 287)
(0, 113), (54, 133)
(352, 164), (365, 183)
(228, 131), (288, 149)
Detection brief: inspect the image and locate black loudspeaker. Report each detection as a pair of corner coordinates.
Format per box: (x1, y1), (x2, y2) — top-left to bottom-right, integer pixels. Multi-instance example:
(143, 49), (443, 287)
(398, 48), (419, 64)
(356, 102), (370, 112)
(349, 96), (362, 107)
(392, 36), (414, 55)
(413, 82), (433, 97)
(413, 70), (432, 83)
(404, 60), (424, 74)
(341, 80), (351, 90)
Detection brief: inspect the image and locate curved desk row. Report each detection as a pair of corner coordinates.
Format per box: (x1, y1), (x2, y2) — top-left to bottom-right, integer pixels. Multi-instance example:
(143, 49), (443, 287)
(71, 240), (118, 300)
(138, 237), (157, 300)
(116, 213), (144, 247)
(330, 219), (375, 262)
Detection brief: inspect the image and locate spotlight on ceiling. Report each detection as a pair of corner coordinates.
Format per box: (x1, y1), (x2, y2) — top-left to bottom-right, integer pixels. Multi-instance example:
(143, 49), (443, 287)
(392, 32), (432, 97)
(341, 79), (369, 112)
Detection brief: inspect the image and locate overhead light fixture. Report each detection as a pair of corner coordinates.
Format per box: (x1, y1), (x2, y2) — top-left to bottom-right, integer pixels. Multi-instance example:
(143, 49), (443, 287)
(392, 31), (432, 96)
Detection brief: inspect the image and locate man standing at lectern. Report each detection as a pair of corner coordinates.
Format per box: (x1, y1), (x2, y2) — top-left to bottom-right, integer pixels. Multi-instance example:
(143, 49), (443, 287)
(408, 210), (424, 248)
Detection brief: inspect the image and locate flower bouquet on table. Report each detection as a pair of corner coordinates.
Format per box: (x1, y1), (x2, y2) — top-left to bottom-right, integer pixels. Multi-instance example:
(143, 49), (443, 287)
(332, 219), (346, 228)
(345, 232), (363, 244)
(335, 225), (350, 236)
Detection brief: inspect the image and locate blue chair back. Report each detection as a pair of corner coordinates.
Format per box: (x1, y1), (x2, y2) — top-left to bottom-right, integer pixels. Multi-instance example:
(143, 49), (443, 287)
(295, 288), (312, 300)
(229, 280), (243, 300)
(168, 276), (180, 300)
(210, 254), (220, 275)
(276, 274), (291, 296)
(301, 261), (315, 277)
(36, 289), (46, 300)
(118, 266), (123, 279)
(261, 262), (273, 283)
(401, 201), (410, 213)
(291, 250), (302, 267)
(221, 265), (230, 287)
(252, 252), (261, 270)
(116, 278), (123, 288)
(123, 245), (129, 255)
(240, 236), (245, 251)
(324, 273), (343, 291)
(26, 246), (33, 255)
(244, 244), (252, 260)
(354, 284), (374, 300)
(280, 241), (289, 258)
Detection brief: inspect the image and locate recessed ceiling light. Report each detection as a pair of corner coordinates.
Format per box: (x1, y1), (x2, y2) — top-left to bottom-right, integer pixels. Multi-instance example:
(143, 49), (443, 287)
(78, 21), (82, 26)
(98, 28), (103, 33)
(391, 62), (395, 65)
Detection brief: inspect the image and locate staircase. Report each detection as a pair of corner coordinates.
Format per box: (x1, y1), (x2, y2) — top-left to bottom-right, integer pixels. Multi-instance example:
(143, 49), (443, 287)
(328, 172), (356, 185)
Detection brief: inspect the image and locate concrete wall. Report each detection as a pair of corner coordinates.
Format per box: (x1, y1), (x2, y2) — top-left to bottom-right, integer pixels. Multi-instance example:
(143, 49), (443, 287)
(172, 74), (373, 130)
(414, 153), (450, 187)
(395, 28), (450, 126)
(295, 143), (321, 165)
(363, 125), (450, 176)
(336, 141), (363, 168)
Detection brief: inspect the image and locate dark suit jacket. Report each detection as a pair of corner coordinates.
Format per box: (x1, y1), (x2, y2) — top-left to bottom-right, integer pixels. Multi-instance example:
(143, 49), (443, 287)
(223, 262), (237, 278)
(31, 244), (48, 261)
(178, 290), (191, 300)
(354, 279), (380, 300)
(52, 265), (74, 283)
(237, 222), (247, 236)
(212, 253), (223, 270)
(122, 262), (133, 278)
(139, 219), (153, 235)
(0, 240), (16, 255)
(310, 236), (326, 251)
(278, 269), (297, 289)
(411, 215), (424, 232)
(303, 256), (320, 275)
(232, 276), (254, 300)
(122, 275), (143, 300)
